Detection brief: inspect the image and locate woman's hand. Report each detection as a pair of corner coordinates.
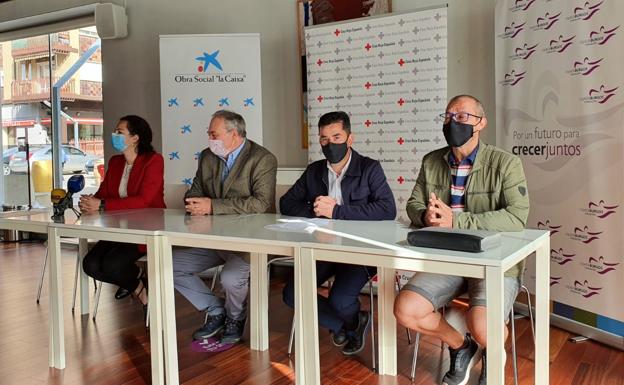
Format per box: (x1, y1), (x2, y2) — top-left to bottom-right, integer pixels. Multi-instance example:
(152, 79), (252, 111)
(79, 195), (101, 213)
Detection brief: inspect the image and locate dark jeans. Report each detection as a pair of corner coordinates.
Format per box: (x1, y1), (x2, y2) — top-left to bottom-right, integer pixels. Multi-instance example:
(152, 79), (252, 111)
(283, 261), (376, 334)
(82, 241), (144, 291)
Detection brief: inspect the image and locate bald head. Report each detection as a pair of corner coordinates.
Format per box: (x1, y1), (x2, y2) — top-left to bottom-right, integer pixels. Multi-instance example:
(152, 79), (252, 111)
(447, 95), (485, 118)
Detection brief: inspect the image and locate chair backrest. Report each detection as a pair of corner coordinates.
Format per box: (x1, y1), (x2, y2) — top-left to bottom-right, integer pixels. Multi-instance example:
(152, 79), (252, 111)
(275, 167), (305, 214)
(164, 183), (187, 210)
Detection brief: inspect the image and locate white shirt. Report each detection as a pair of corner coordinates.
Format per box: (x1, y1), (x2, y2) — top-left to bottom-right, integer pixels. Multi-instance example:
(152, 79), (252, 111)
(326, 152), (352, 205)
(118, 163), (133, 198)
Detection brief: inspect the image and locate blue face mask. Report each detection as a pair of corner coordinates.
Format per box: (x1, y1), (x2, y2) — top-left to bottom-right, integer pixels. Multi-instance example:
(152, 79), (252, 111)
(111, 133), (128, 152)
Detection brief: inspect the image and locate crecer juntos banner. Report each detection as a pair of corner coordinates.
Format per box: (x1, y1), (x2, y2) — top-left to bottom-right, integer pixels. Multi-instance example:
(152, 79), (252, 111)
(495, 0), (623, 338)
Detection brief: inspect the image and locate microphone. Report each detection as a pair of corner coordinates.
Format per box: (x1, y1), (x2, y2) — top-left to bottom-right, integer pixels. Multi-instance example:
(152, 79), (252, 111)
(51, 175), (85, 219)
(51, 188), (68, 218)
(50, 189), (67, 205)
(67, 174), (85, 195)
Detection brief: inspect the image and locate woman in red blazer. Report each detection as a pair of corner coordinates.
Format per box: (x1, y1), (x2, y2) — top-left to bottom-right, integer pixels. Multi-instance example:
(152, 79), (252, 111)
(79, 115), (165, 307)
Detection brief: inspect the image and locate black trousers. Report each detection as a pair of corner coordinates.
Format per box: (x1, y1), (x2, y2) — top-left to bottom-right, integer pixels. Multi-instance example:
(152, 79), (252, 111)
(82, 241), (144, 291)
(283, 262), (376, 334)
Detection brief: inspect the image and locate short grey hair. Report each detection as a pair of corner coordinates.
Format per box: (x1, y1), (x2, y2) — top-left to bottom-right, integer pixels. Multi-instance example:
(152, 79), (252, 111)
(212, 110), (247, 137)
(447, 94), (486, 117)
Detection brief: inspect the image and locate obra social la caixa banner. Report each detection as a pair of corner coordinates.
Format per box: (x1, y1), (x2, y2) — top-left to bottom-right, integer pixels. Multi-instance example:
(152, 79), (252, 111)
(495, 0), (624, 335)
(159, 34), (263, 187)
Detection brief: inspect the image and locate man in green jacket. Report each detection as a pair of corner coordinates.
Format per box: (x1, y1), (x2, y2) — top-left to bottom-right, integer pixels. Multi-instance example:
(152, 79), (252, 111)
(393, 95), (529, 385)
(173, 110), (277, 345)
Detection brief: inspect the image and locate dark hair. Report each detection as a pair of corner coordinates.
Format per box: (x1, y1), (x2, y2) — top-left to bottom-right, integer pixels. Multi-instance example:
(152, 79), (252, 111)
(318, 111), (351, 135)
(119, 115), (154, 154)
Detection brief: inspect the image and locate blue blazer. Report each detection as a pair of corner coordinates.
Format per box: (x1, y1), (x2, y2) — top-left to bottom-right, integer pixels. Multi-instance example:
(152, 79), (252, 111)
(280, 149), (396, 220)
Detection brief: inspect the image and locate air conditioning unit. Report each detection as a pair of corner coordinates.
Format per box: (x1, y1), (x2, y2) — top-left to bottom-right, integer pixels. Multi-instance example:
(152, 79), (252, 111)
(95, 3), (127, 39)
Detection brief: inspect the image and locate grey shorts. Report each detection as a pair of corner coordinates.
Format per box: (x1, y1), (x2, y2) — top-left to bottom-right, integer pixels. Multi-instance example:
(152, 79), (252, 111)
(402, 272), (520, 319)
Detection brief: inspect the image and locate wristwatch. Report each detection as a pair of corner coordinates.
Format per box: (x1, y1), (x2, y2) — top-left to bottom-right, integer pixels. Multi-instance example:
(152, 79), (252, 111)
(99, 199), (106, 212)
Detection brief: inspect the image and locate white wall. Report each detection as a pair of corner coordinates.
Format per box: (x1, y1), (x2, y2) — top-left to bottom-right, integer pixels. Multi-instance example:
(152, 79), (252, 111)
(79, 62), (101, 82)
(394, 0), (496, 144)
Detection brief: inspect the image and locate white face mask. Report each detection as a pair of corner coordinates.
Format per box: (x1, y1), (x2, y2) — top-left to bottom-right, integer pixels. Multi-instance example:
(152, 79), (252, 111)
(208, 139), (228, 158)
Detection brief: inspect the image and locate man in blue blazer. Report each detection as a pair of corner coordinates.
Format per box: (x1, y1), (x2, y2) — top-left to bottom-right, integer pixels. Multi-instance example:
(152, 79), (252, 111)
(281, 111), (396, 355)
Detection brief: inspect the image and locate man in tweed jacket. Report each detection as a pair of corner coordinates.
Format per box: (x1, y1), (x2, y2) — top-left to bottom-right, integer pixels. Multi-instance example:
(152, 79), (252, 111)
(173, 110), (277, 345)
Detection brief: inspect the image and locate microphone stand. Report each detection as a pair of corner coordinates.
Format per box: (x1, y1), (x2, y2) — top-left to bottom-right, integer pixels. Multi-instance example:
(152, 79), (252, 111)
(70, 206), (82, 218)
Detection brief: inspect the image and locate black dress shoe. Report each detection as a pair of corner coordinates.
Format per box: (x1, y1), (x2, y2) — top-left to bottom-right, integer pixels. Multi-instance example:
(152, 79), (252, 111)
(114, 287), (131, 300)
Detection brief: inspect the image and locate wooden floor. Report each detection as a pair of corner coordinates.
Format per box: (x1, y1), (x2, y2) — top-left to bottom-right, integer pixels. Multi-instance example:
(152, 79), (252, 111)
(0, 242), (622, 385)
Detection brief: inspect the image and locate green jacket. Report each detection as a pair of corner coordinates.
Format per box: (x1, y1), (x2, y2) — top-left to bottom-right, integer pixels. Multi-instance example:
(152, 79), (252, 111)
(406, 141), (529, 277)
(186, 139), (278, 215)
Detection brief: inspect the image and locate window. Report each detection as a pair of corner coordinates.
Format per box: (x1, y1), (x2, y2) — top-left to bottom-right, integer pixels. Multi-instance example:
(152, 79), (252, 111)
(37, 62), (50, 79)
(1, 27), (102, 207)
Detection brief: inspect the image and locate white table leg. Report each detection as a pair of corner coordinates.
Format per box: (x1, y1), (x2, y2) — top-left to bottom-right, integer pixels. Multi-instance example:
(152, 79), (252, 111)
(78, 238), (90, 315)
(146, 236), (164, 385)
(48, 302), (54, 367)
(295, 247), (320, 385)
(535, 238), (550, 384)
(160, 236), (179, 385)
(486, 266), (505, 385)
(377, 267), (397, 375)
(249, 252), (269, 351)
(294, 247), (305, 384)
(47, 227), (65, 369)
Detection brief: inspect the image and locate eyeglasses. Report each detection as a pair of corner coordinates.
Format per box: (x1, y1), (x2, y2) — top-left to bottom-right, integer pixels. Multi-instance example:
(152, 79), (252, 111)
(439, 111), (482, 124)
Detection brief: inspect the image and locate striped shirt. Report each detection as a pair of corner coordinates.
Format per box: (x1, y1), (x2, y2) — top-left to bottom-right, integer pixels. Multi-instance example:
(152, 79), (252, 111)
(448, 146), (478, 212)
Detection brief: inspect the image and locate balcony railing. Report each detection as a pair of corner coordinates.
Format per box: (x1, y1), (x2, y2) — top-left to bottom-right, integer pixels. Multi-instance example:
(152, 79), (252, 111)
(80, 80), (102, 98)
(11, 33), (76, 58)
(79, 139), (104, 157)
(10, 78), (102, 103)
(10, 77), (75, 102)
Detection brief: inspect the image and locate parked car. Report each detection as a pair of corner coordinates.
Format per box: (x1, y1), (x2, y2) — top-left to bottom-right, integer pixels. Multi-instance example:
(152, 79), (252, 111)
(9, 145), (95, 174)
(2, 147), (20, 176)
(2, 147), (20, 165)
(85, 157), (104, 173)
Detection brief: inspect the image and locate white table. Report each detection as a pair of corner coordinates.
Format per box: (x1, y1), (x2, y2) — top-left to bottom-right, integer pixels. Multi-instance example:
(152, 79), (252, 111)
(0, 209), (551, 385)
(0, 210), (92, 369)
(44, 209), (166, 384)
(294, 220), (550, 385)
(156, 210), (338, 385)
(1, 209), (322, 385)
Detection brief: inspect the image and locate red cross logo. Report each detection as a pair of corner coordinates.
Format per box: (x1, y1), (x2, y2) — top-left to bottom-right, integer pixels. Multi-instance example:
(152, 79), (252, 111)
(397, 98), (405, 106)
(317, 59), (323, 66)
(365, 43), (372, 51)
(398, 58), (405, 66)
(334, 29), (341, 36)
(317, 95), (323, 103)
(397, 137), (405, 145)
(365, 119), (372, 127)
(364, 82), (372, 89)
(397, 176), (405, 184)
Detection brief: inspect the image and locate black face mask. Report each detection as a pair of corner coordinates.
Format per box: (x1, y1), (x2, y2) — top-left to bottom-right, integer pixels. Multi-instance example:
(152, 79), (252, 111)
(322, 141), (349, 164)
(443, 120), (474, 148)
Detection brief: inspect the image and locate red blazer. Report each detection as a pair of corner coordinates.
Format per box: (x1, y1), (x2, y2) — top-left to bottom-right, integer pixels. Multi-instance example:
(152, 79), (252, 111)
(95, 152), (166, 253)
(95, 152), (166, 210)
